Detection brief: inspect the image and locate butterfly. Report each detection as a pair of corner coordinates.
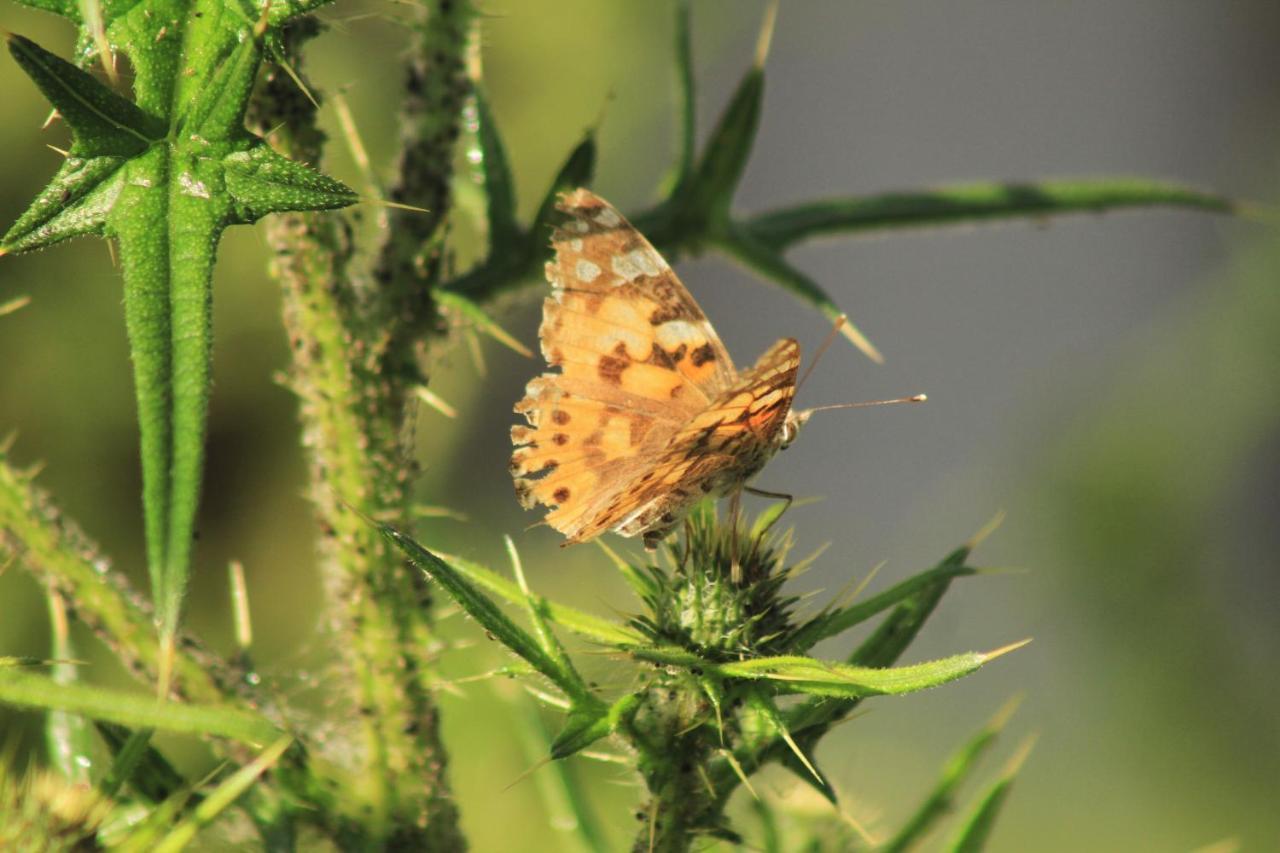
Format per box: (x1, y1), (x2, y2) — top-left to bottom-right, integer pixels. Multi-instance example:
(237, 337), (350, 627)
(510, 188), (827, 551)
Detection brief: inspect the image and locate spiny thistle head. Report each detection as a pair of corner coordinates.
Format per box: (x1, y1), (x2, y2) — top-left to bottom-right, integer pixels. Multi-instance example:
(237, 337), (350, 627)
(0, 765), (114, 851)
(629, 502), (803, 657)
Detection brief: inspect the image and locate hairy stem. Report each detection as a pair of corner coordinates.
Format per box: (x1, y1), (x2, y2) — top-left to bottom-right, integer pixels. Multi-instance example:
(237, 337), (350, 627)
(248, 9), (471, 847)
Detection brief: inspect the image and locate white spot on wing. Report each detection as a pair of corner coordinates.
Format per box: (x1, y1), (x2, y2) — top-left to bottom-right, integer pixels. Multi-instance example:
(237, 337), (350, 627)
(628, 248), (662, 277)
(569, 220), (589, 234)
(595, 207), (622, 227)
(611, 252), (641, 282)
(654, 320), (704, 350)
(569, 238), (583, 251)
(575, 259), (602, 283)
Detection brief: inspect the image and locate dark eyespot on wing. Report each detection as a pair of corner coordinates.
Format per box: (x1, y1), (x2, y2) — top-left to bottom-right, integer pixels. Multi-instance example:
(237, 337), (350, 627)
(597, 354), (628, 384)
(690, 343), (716, 367)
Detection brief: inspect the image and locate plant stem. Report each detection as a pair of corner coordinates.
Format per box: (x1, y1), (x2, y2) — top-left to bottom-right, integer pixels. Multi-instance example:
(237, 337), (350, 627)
(249, 9), (471, 846)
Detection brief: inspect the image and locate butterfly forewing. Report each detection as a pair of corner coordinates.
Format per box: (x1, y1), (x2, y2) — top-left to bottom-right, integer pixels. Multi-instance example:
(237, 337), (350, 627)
(512, 189), (802, 546)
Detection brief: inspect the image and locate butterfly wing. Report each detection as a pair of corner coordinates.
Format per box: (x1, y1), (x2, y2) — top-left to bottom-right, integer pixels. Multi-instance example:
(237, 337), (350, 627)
(599, 337), (802, 544)
(512, 189), (738, 542)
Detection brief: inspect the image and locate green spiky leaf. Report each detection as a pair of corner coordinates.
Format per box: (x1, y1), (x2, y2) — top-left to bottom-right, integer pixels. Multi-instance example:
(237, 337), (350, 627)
(717, 223), (882, 361)
(883, 699), (1020, 852)
(473, 88), (519, 252)
(381, 525), (600, 708)
(947, 738), (1035, 853)
(2, 19), (353, 668)
(790, 562), (977, 653)
(435, 551), (644, 646)
(746, 178), (1239, 250)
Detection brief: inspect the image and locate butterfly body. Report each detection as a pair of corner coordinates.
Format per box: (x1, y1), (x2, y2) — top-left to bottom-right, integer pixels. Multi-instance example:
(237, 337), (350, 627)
(511, 190), (803, 548)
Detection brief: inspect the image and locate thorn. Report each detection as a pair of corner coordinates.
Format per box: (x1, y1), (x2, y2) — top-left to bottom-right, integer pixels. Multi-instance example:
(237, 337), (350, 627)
(0, 431), (17, 454)
(501, 753), (553, 792)
(274, 53), (319, 109)
(463, 327), (487, 377)
(0, 296), (31, 317)
(1000, 732), (1038, 777)
(414, 384), (457, 418)
(717, 748), (758, 800)
(42, 109), (60, 130)
(410, 504), (470, 523)
(695, 763), (716, 799)
(753, 0), (780, 70)
(779, 725), (823, 787)
(364, 198), (431, 215)
(333, 92), (382, 203)
(229, 560), (253, 652)
(982, 638), (1032, 662)
(966, 509), (1007, 552)
(253, 0), (273, 39)
(832, 312), (883, 363)
(45, 144), (70, 158)
(505, 535), (529, 593)
(987, 693), (1025, 731)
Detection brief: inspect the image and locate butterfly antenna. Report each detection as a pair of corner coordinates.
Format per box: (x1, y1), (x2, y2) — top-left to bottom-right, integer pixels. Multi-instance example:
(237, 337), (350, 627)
(803, 394), (928, 415)
(796, 314), (847, 392)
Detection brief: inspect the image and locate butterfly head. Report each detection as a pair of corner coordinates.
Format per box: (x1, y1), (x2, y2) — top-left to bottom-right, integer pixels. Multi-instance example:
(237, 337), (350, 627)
(778, 408), (812, 451)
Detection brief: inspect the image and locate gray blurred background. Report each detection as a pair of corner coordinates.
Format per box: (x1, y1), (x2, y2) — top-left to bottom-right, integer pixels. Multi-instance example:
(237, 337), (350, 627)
(2, 1), (1278, 849)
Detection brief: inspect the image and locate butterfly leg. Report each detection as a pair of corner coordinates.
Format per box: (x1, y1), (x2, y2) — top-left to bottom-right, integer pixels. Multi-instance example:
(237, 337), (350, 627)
(727, 487), (743, 584)
(744, 485), (793, 527)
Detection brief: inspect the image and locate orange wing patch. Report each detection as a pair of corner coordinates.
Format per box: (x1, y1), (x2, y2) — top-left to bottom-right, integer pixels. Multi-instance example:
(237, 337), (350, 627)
(512, 189), (803, 547)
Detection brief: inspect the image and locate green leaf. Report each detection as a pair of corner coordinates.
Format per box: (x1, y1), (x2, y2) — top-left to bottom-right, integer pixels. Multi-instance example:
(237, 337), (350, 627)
(3, 22), (355, 682)
(3, 33), (160, 152)
(790, 563), (977, 652)
(947, 737), (1036, 853)
(506, 536), (586, 695)
(882, 698), (1020, 853)
(680, 3), (774, 226)
(627, 641), (1024, 699)
(683, 67), (761, 227)
(746, 179), (1239, 250)
(783, 546), (972, 737)
(473, 88), (520, 252)
(380, 525), (600, 707)
(716, 649), (1013, 699)
(668, 0), (695, 196)
(98, 723), (183, 803)
(529, 132), (597, 247)
(716, 223), (882, 361)
(223, 144), (357, 224)
(149, 736), (293, 853)
(437, 551), (644, 646)
(0, 668), (280, 745)
(550, 693), (640, 760)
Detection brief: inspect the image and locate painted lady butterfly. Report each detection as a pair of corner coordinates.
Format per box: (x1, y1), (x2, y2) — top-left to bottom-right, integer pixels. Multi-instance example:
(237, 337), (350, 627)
(511, 189), (815, 549)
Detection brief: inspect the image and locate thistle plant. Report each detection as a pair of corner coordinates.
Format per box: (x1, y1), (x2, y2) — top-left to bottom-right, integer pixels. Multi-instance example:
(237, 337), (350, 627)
(0, 0), (1250, 849)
